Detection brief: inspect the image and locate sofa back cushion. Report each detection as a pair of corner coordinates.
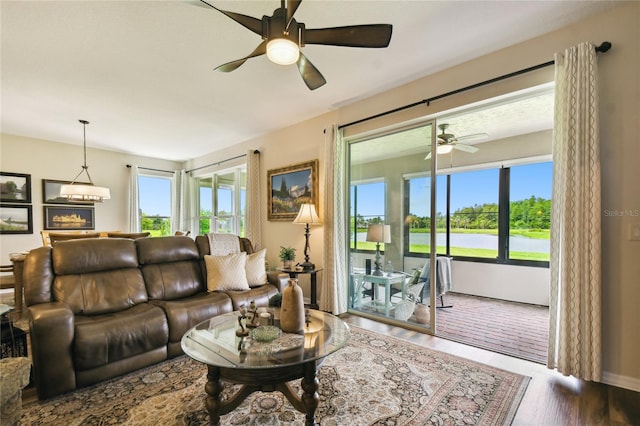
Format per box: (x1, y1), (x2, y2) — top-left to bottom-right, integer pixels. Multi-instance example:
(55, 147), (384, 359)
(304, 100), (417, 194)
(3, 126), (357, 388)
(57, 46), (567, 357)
(51, 239), (147, 315)
(137, 236), (205, 300)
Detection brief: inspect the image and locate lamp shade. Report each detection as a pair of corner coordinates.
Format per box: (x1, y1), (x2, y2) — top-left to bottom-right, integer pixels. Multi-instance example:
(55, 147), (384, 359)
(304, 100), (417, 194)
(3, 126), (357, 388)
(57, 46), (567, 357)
(293, 204), (321, 225)
(60, 184), (111, 202)
(366, 224), (391, 243)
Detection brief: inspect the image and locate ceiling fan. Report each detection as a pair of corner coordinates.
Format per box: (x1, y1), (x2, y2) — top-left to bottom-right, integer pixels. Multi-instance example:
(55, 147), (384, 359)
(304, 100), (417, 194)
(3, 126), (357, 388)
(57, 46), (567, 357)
(425, 124), (487, 159)
(197, 0), (393, 90)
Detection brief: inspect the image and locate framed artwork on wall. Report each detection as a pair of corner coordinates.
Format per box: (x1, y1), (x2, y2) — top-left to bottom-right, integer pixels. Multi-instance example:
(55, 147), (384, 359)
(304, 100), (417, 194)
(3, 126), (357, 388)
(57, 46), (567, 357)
(0, 172), (31, 203)
(267, 159), (318, 221)
(42, 179), (94, 205)
(44, 206), (95, 230)
(0, 204), (33, 234)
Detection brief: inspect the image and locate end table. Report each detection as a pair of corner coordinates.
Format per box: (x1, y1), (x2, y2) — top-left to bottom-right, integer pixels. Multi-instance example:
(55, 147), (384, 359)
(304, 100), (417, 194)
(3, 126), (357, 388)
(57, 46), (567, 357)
(277, 268), (322, 310)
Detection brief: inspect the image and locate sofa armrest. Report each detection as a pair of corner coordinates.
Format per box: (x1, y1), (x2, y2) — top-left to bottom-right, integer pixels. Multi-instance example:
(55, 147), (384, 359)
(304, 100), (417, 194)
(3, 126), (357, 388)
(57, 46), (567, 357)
(28, 302), (76, 399)
(267, 271), (289, 293)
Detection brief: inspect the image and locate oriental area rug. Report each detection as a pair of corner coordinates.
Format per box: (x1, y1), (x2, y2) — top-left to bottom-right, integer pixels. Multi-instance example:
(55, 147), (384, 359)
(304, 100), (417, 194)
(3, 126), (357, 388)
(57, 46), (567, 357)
(21, 326), (529, 425)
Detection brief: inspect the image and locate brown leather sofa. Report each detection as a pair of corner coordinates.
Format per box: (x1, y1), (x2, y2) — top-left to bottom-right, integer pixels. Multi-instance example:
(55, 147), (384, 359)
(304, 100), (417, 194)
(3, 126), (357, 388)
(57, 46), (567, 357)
(23, 235), (286, 399)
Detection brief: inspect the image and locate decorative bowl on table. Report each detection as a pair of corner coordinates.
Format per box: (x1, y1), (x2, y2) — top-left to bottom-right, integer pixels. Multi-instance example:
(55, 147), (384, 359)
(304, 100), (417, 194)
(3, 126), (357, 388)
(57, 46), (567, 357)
(250, 325), (282, 342)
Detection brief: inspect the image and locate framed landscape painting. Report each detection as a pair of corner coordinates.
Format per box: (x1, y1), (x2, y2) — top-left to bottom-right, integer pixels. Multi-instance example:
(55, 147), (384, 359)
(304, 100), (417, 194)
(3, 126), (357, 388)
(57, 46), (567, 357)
(0, 204), (33, 234)
(42, 179), (94, 205)
(267, 160), (318, 221)
(0, 172), (31, 203)
(44, 206), (95, 230)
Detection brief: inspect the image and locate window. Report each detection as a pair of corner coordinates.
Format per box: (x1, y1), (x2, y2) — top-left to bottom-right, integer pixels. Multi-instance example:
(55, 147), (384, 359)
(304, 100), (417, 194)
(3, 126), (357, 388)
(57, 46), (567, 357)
(508, 162), (551, 261)
(350, 180), (386, 251)
(404, 161), (551, 266)
(404, 175), (447, 255)
(450, 169), (499, 258)
(139, 174), (172, 236)
(197, 167), (246, 236)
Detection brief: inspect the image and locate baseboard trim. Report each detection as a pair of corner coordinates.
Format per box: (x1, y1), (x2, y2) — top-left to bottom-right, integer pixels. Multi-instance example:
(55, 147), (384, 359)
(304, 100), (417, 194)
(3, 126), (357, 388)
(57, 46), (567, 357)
(602, 370), (640, 392)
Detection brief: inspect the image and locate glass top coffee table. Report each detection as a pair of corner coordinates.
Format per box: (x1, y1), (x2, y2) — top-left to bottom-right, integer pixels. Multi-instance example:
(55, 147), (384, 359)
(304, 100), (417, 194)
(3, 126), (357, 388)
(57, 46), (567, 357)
(181, 309), (350, 425)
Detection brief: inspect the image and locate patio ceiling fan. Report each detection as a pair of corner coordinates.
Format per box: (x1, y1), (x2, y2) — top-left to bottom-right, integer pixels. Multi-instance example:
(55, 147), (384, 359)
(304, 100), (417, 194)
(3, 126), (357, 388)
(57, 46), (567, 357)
(425, 124), (487, 159)
(196, 0), (393, 90)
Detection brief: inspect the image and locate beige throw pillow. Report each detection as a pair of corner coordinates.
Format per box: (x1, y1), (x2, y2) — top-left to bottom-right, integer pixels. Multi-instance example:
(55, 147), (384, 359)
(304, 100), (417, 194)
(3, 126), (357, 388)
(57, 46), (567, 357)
(246, 248), (267, 287)
(205, 252), (250, 292)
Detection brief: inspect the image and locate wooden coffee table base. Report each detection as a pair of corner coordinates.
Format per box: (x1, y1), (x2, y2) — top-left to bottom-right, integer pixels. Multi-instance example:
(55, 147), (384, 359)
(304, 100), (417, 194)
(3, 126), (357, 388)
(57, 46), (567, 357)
(204, 360), (323, 426)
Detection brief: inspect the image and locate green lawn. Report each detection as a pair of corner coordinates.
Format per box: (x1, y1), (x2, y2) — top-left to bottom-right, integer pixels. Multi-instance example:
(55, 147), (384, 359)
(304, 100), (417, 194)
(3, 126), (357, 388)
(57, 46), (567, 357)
(352, 227), (550, 262)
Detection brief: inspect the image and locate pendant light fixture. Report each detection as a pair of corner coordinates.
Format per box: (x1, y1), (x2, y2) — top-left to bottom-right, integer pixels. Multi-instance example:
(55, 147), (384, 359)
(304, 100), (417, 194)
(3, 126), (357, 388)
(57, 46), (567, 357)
(60, 120), (111, 202)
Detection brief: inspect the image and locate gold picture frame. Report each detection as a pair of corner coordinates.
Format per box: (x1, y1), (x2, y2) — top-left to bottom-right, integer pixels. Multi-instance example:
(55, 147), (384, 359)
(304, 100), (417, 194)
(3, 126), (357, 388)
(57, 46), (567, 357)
(267, 160), (318, 221)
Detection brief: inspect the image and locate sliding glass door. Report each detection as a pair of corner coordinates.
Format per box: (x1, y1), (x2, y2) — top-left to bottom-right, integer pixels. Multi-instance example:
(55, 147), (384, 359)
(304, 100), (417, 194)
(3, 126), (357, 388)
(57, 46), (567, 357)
(345, 84), (554, 350)
(347, 121), (438, 330)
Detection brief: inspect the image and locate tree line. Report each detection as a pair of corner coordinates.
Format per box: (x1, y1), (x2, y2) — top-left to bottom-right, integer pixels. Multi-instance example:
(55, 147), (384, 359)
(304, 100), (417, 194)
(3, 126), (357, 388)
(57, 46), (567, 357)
(357, 196), (551, 231)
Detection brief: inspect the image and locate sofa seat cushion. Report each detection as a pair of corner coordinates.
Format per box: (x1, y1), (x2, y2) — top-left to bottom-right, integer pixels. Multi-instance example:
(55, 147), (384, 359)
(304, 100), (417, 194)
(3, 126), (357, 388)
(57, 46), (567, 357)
(224, 284), (280, 311)
(151, 291), (233, 343)
(73, 303), (168, 371)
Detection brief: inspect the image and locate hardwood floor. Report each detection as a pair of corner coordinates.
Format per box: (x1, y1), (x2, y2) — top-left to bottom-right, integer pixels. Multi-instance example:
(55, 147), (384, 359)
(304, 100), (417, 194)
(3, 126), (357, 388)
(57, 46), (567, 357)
(341, 313), (640, 426)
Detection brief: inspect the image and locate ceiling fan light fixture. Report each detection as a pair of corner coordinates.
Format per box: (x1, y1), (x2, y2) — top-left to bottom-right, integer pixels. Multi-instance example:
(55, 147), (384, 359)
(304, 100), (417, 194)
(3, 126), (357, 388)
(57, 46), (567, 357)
(266, 38), (299, 65)
(437, 144), (454, 154)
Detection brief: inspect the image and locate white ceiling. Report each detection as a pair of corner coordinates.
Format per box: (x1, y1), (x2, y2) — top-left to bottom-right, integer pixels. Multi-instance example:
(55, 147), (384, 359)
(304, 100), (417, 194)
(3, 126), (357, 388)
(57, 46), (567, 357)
(1, 1), (620, 162)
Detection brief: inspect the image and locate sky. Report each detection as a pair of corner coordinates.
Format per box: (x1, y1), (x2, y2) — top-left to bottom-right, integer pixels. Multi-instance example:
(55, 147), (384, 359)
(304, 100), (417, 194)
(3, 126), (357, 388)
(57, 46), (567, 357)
(355, 162), (552, 218)
(138, 176), (171, 216)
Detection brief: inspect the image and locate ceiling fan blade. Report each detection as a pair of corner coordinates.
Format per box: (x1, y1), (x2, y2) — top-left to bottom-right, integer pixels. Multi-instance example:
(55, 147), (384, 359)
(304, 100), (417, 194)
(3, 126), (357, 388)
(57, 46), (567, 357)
(199, 0), (263, 35)
(296, 52), (326, 90)
(454, 132), (488, 142)
(214, 41), (267, 72)
(286, 0), (302, 30)
(304, 24), (392, 48)
(453, 143), (479, 153)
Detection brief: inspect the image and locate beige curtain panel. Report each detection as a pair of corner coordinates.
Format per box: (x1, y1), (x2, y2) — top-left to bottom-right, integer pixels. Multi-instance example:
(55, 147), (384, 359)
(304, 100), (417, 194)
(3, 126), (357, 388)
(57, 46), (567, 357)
(548, 42), (602, 381)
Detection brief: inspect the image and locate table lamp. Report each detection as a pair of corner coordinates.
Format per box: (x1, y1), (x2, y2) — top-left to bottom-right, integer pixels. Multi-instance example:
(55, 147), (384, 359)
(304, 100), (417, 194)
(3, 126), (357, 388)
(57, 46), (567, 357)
(293, 203), (322, 271)
(366, 224), (391, 276)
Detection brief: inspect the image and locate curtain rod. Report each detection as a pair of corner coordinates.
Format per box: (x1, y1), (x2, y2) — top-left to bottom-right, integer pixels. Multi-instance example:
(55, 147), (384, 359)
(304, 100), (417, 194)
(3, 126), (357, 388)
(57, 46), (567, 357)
(126, 165), (175, 174)
(339, 41), (612, 130)
(186, 150), (259, 174)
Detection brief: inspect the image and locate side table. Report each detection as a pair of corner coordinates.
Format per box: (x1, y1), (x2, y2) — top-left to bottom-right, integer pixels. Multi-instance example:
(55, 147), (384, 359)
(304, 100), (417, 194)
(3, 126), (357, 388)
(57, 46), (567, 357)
(277, 268), (322, 309)
(9, 253), (27, 316)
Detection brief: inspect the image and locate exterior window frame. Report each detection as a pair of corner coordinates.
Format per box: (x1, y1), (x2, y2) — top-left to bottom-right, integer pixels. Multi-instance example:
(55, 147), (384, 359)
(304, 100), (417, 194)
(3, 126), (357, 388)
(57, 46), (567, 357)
(404, 162), (550, 268)
(196, 166), (246, 236)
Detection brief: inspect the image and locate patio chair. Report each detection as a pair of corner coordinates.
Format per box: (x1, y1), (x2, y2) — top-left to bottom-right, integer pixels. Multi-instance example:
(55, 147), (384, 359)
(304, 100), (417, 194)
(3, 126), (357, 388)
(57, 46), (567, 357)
(418, 257), (453, 308)
(393, 280), (425, 321)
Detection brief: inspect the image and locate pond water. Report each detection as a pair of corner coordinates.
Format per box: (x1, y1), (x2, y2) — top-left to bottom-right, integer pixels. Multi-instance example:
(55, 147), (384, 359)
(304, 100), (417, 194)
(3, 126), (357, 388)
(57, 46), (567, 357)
(356, 232), (549, 253)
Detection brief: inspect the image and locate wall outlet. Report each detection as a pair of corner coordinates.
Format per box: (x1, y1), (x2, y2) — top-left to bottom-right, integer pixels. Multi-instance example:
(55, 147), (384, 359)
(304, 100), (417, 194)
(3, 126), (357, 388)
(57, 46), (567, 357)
(630, 223), (640, 241)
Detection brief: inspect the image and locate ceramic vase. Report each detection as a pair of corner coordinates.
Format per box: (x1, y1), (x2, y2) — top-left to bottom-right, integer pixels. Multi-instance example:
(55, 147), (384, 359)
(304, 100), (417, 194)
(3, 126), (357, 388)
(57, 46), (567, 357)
(280, 279), (305, 334)
(414, 303), (429, 324)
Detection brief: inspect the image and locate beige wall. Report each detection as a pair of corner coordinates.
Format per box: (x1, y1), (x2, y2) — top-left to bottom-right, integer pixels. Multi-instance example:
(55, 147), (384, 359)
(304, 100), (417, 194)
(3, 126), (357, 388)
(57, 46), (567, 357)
(1, 2), (637, 390)
(0, 133), (182, 256)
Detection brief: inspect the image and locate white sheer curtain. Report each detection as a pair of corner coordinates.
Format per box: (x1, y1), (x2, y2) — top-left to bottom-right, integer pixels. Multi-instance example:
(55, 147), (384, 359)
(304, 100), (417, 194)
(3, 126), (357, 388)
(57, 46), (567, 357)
(245, 149), (262, 248)
(321, 125), (348, 314)
(128, 165), (140, 232)
(170, 171), (178, 234)
(548, 42), (602, 381)
(178, 170), (197, 235)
